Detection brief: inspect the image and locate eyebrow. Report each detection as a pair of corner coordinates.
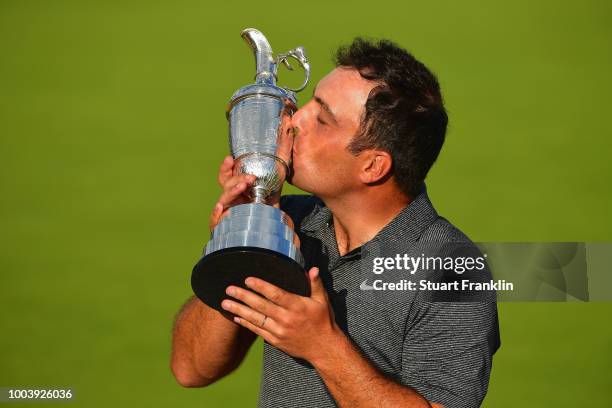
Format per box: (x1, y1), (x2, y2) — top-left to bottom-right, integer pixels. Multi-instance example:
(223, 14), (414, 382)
(312, 89), (338, 125)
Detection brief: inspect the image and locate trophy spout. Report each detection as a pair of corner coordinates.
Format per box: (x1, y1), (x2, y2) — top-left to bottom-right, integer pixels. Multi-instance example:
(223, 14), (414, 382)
(241, 28), (277, 85)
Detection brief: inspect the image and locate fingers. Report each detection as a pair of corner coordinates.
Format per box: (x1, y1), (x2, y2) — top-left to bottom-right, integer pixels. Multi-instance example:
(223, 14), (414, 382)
(267, 191), (282, 209)
(244, 277), (294, 308)
(232, 314), (279, 345)
(307, 267), (328, 303)
(221, 298), (281, 334)
(217, 156), (234, 187)
(293, 232), (301, 248)
(209, 202), (224, 232)
(224, 285), (283, 320)
(209, 163), (257, 231)
(218, 174), (257, 207)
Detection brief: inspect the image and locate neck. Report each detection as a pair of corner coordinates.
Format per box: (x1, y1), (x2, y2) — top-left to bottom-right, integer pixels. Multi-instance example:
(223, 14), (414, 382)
(321, 186), (412, 256)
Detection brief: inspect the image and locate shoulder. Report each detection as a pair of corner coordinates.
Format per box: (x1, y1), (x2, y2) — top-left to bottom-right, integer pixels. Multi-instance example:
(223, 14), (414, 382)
(391, 187), (475, 245)
(418, 215), (485, 269)
(419, 215), (473, 243)
(420, 216), (471, 242)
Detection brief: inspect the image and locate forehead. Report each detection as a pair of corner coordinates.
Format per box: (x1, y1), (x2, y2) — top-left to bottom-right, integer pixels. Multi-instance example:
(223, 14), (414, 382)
(314, 67), (377, 123)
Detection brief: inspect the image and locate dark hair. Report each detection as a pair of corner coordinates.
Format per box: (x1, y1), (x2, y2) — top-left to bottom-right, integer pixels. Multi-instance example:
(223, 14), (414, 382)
(335, 38), (448, 197)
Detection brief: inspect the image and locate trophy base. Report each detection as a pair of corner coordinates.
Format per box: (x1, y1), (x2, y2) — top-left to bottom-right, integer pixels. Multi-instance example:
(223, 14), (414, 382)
(191, 246), (309, 312)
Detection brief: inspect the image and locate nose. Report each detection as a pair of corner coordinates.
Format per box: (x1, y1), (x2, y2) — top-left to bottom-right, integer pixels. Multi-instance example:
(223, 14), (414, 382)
(291, 100), (313, 134)
(291, 106), (304, 133)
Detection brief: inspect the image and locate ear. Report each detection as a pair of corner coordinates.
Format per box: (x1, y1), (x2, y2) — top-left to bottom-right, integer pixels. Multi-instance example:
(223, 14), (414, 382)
(358, 150), (392, 184)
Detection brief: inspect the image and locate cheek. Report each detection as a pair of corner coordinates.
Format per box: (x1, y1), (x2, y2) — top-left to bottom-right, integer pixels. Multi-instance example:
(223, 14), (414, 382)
(314, 145), (354, 178)
(307, 140), (337, 165)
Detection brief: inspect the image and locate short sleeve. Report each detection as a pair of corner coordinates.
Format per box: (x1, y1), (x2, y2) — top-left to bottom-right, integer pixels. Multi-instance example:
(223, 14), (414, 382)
(399, 300), (500, 408)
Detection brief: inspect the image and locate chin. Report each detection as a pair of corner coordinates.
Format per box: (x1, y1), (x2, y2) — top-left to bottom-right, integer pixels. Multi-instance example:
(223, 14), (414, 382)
(286, 173), (313, 194)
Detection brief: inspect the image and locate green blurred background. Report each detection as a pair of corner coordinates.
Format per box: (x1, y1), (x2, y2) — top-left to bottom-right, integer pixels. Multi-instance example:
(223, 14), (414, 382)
(1, 0), (610, 406)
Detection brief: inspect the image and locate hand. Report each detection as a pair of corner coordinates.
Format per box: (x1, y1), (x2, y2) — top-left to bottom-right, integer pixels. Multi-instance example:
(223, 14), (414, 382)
(209, 155), (295, 236)
(209, 156), (257, 232)
(220, 267), (344, 364)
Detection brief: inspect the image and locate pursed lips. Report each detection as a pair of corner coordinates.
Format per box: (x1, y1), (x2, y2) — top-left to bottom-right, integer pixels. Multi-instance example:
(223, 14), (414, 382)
(290, 127), (299, 155)
(291, 136), (299, 155)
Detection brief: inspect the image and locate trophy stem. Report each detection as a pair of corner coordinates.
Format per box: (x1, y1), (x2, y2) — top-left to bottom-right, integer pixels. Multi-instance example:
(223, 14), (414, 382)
(252, 186), (267, 204)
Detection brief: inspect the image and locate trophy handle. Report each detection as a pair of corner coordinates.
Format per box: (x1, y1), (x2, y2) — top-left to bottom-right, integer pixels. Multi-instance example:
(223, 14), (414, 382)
(277, 46), (310, 92)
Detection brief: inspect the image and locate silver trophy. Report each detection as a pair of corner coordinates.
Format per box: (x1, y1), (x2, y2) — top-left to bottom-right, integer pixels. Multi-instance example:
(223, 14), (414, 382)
(192, 28), (311, 311)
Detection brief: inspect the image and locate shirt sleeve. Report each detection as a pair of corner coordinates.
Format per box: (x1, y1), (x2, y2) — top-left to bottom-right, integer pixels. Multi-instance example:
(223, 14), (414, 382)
(399, 299), (500, 408)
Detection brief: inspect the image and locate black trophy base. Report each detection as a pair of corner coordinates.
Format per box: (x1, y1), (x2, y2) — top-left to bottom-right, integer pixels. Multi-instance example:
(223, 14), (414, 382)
(191, 246), (309, 312)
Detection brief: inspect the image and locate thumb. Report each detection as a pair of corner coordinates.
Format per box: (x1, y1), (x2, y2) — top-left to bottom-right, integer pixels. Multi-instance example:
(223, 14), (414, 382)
(308, 267), (327, 302)
(209, 202), (223, 233)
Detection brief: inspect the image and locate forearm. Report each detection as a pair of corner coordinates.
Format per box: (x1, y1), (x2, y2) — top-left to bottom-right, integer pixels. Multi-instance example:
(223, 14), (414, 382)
(171, 296), (255, 387)
(310, 329), (432, 408)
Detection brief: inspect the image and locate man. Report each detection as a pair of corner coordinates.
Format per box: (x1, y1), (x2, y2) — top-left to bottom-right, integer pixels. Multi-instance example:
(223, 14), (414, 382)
(171, 38), (500, 408)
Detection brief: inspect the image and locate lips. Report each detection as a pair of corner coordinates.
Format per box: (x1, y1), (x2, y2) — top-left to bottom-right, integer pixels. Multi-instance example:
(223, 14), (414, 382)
(290, 146), (298, 168)
(291, 136), (299, 155)
(290, 126), (299, 155)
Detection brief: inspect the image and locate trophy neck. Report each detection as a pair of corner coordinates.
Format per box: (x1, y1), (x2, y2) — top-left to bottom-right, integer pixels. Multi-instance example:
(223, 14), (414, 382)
(252, 187), (267, 204)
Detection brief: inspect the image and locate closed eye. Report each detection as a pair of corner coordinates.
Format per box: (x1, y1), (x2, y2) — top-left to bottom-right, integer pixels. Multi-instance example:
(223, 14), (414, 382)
(317, 116), (327, 125)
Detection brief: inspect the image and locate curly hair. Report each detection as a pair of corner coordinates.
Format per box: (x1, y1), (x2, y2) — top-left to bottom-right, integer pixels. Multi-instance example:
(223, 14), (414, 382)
(335, 38), (448, 197)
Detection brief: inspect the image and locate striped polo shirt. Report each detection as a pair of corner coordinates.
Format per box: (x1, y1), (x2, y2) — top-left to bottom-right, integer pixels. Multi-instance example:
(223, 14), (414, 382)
(258, 189), (500, 408)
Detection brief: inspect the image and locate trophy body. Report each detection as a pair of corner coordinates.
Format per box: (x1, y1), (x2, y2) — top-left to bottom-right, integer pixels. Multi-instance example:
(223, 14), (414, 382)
(191, 28), (311, 311)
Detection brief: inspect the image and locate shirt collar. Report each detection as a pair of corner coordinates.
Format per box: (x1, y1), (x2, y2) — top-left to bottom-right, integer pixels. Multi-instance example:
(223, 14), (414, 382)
(299, 185), (439, 245)
(300, 202), (332, 233)
(368, 187), (439, 245)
